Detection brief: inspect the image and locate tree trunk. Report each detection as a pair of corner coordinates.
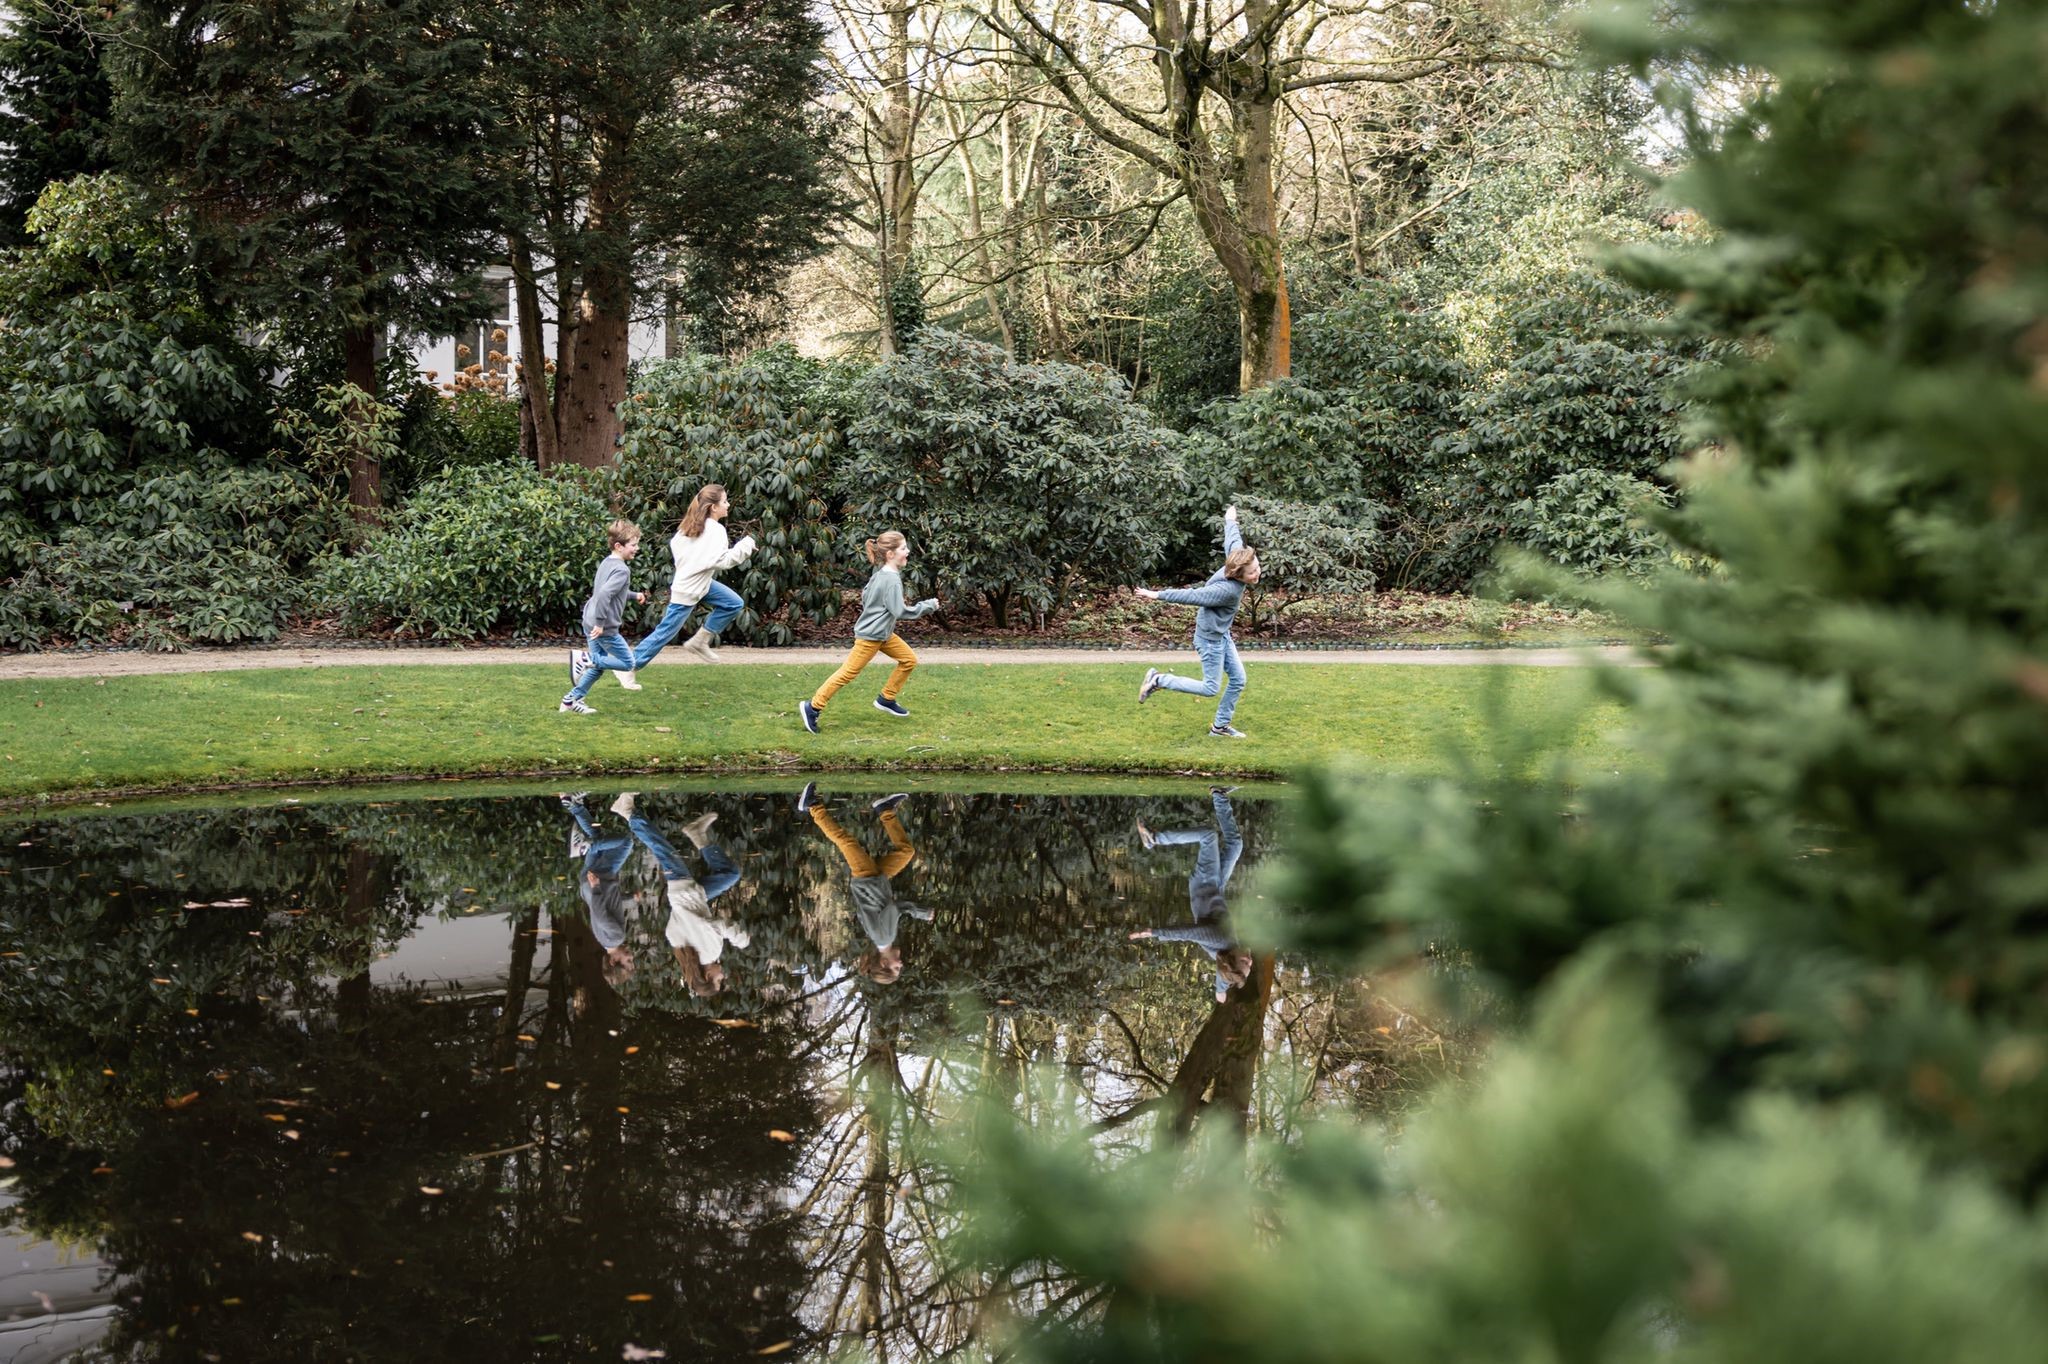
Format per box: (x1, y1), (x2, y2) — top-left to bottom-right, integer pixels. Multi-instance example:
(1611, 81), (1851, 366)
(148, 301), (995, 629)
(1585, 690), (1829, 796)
(510, 232), (559, 470)
(555, 266), (630, 468)
(874, 0), (919, 355)
(341, 322), (383, 519)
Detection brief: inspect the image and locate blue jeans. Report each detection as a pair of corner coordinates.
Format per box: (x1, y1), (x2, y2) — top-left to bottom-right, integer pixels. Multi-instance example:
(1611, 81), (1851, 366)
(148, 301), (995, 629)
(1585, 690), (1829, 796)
(1153, 790), (1244, 901)
(629, 814), (741, 902)
(631, 581), (744, 669)
(567, 629), (634, 701)
(1153, 634), (1245, 726)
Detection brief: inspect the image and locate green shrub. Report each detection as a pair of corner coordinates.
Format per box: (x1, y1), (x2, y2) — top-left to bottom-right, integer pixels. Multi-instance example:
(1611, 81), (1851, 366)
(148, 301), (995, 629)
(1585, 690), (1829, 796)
(610, 357), (841, 644)
(1513, 468), (1670, 577)
(313, 464), (608, 638)
(0, 456), (343, 649)
(0, 174), (263, 540)
(841, 331), (1186, 628)
(1233, 495), (1382, 634)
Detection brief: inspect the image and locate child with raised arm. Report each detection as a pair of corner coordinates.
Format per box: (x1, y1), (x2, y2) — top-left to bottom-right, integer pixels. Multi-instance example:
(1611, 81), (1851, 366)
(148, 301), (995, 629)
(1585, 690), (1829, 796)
(1133, 506), (1260, 739)
(559, 520), (647, 714)
(1129, 787), (1255, 1001)
(799, 530), (939, 733)
(611, 482), (756, 681)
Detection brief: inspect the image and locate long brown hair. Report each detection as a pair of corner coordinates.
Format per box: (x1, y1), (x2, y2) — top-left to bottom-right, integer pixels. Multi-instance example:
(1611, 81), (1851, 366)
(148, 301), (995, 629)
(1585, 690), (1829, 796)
(1224, 546), (1258, 582)
(673, 944), (724, 997)
(865, 530), (906, 566)
(678, 484), (727, 540)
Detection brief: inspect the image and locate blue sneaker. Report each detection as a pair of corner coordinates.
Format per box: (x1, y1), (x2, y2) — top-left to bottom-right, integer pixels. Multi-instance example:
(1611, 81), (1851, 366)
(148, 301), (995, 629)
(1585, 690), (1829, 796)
(1209, 723), (1247, 739)
(795, 781), (818, 812)
(874, 696), (909, 717)
(800, 700), (820, 734)
(870, 792), (908, 813)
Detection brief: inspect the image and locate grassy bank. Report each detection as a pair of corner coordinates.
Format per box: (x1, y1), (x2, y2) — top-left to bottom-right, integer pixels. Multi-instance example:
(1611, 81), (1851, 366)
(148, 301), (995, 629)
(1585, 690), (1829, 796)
(0, 661), (1635, 805)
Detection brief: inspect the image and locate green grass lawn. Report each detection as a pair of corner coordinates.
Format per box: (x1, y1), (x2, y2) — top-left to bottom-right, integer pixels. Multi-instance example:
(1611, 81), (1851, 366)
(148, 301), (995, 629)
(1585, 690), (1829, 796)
(0, 661), (1638, 805)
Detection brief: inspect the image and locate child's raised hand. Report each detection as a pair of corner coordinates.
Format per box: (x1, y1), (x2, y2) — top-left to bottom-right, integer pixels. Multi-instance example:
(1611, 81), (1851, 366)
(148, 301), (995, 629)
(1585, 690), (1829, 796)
(1135, 588), (1159, 601)
(1224, 504), (1237, 520)
(1129, 929), (1154, 940)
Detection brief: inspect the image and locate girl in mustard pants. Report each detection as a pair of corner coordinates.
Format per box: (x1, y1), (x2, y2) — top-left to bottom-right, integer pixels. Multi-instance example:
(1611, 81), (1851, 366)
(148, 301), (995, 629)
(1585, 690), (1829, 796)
(800, 530), (940, 732)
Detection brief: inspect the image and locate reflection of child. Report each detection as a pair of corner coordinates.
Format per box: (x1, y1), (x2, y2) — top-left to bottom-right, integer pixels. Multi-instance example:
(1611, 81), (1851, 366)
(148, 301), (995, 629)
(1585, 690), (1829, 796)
(611, 793), (748, 997)
(796, 783), (932, 984)
(564, 795), (639, 986)
(1130, 788), (1253, 1001)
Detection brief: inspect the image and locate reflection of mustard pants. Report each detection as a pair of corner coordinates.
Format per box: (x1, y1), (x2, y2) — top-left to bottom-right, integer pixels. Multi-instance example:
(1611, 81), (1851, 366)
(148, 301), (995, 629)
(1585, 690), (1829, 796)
(809, 806), (915, 880)
(811, 634), (918, 710)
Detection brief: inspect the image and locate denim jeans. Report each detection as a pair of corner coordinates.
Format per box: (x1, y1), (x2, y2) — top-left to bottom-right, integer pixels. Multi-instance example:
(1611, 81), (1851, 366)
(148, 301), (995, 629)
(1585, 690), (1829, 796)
(1152, 634), (1245, 726)
(628, 814), (741, 902)
(1151, 789), (1244, 904)
(632, 581), (745, 669)
(567, 629), (635, 701)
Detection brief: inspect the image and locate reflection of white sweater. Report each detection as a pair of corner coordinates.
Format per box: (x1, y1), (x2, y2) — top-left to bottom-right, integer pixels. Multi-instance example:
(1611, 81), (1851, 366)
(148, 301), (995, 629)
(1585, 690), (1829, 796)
(668, 521), (755, 605)
(665, 880), (750, 962)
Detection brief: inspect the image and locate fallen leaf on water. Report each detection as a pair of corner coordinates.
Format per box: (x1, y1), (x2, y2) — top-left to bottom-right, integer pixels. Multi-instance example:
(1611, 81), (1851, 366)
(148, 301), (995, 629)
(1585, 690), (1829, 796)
(756, 1342), (794, 1356)
(151, 977), (172, 985)
(624, 1046), (640, 1055)
(621, 1346), (668, 1361)
(283, 1130), (301, 1141)
(164, 1092), (200, 1110)
(545, 1081), (562, 1090)
(419, 1186), (443, 1196)
(91, 1166), (113, 1175)
(625, 1293), (653, 1303)
(711, 1019), (754, 1029)
(265, 1113), (287, 1122)
(101, 1068), (116, 1076)
(766, 1130), (795, 1143)
(517, 1033), (536, 1042)
(241, 1232), (263, 1243)
(616, 1106), (631, 1115)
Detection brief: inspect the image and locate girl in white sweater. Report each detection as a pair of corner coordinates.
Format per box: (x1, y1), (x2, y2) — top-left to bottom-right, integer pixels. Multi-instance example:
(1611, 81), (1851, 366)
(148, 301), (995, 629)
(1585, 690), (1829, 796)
(624, 483), (757, 678)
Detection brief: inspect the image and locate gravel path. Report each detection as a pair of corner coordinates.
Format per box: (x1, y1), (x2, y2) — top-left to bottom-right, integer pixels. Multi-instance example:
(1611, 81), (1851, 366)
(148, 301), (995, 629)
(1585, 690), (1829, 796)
(0, 642), (1648, 680)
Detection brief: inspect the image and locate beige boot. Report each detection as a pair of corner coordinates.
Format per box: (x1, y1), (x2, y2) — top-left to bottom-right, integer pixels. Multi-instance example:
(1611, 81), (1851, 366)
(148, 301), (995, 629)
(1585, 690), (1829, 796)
(680, 628), (721, 663)
(609, 792), (638, 819)
(679, 811), (719, 847)
(613, 668), (642, 690)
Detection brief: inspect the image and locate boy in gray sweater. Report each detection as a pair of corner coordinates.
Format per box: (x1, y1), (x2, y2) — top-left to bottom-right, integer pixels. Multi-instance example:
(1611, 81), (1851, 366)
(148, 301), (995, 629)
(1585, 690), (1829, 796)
(1133, 506), (1260, 738)
(559, 520), (647, 715)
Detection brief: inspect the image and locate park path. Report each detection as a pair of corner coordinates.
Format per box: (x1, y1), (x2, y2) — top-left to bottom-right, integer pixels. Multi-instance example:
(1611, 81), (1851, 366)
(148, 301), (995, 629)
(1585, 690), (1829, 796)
(0, 642), (1647, 681)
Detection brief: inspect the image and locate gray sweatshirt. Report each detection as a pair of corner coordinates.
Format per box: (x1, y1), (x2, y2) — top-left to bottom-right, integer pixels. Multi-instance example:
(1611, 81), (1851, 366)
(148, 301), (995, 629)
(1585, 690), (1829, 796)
(853, 877), (934, 949)
(581, 554), (636, 635)
(854, 566), (939, 641)
(1156, 517), (1246, 646)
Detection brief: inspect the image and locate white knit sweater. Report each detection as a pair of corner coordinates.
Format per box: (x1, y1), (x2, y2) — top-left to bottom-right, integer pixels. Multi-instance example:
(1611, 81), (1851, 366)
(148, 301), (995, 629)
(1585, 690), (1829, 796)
(667, 520), (756, 605)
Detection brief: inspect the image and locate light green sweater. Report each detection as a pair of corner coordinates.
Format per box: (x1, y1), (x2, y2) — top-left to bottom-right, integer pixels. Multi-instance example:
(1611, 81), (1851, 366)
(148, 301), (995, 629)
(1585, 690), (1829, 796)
(854, 566), (938, 641)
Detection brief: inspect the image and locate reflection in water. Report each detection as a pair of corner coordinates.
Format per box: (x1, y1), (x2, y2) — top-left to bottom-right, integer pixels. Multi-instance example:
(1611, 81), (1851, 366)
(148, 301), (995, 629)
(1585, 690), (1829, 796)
(1131, 787), (1256, 1002)
(0, 785), (1444, 1362)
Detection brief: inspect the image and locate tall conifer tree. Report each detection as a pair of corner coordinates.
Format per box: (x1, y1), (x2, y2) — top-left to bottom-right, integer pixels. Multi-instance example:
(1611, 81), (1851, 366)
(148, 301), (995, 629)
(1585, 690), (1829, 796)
(114, 0), (507, 515)
(0, 0), (113, 246)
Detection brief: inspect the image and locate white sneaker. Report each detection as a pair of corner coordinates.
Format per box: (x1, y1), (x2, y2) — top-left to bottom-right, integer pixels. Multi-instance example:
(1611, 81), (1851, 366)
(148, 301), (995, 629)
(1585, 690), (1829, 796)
(1139, 668), (1161, 702)
(568, 832), (591, 858)
(609, 792), (637, 819)
(679, 811), (718, 846)
(558, 696), (595, 715)
(682, 630), (720, 663)
(569, 649), (591, 685)
(614, 669), (643, 691)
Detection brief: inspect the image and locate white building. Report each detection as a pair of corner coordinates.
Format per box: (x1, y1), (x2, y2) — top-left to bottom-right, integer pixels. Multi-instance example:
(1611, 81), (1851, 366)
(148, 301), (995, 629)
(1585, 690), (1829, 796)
(403, 266), (673, 397)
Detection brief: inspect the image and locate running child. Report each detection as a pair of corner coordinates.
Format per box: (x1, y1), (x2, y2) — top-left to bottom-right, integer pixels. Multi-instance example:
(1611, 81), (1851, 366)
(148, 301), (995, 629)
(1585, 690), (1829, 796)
(1132, 506), (1259, 739)
(609, 792), (748, 998)
(560, 519), (647, 714)
(799, 531), (939, 733)
(601, 482), (756, 683)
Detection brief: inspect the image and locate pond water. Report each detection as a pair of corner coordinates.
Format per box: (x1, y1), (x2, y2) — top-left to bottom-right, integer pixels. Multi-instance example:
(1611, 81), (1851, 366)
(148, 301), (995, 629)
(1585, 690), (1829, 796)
(0, 782), (1446, 1362)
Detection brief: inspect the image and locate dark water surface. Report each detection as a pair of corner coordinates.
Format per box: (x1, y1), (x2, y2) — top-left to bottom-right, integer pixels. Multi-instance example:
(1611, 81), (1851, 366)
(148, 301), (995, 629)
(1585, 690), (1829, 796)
(0, 781), (1439, 1361)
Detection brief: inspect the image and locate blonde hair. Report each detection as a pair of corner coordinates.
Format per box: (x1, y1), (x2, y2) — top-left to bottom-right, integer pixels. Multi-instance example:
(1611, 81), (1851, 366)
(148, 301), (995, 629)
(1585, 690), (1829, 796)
(606, 518), (641, 549)
(1224, 546), (1258, 582)
(678, 483), (726, 540)
(865, 530), (907, 566)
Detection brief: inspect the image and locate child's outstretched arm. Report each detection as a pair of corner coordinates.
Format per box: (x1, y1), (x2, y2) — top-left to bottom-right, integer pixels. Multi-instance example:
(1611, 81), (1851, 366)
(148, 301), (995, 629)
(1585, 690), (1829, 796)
(1222, 504), (1243, 555)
